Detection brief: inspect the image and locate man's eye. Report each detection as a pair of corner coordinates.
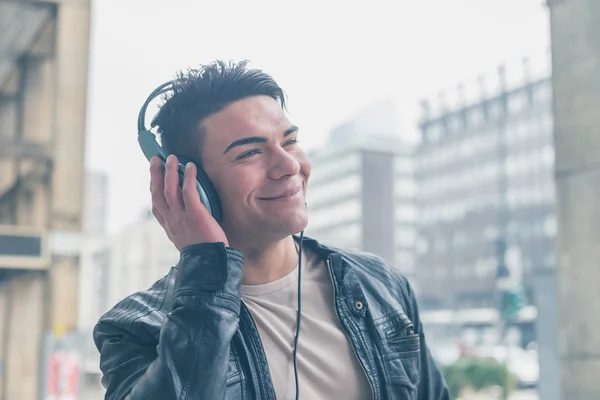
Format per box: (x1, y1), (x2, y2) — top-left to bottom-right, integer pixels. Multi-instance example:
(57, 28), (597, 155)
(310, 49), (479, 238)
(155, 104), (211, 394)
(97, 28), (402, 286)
(284, 139), (299, 146)
(237, 149), (261, 159)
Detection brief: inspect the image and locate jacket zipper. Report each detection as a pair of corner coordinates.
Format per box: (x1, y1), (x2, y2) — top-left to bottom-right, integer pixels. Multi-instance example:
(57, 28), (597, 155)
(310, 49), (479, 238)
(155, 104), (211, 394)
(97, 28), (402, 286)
(326, 257), (375, 400)
(240, 300), (278, 400)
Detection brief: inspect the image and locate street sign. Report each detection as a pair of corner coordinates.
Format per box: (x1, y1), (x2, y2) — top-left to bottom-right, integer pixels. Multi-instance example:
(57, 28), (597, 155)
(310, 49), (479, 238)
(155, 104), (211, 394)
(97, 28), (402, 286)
(40, 331), (86, 400)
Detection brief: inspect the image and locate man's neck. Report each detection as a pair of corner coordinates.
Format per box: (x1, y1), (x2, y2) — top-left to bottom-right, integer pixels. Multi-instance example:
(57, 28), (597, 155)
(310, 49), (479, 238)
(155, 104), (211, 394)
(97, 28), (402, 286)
(235, 235), (299, 286)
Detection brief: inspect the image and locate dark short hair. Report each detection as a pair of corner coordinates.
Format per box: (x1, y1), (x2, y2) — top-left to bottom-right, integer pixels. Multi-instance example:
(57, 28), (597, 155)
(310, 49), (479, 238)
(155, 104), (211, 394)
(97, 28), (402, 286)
(153, 60), (286, 163)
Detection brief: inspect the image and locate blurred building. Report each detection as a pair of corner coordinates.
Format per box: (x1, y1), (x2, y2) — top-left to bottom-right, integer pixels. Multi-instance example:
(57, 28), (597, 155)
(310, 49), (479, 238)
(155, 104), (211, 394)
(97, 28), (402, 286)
(83, 171), (109, 237)
(78, 210), (179, 332)
(78, 209), (180, 397)
(305, 100), (417, 279)
(415, 54), (555, 347)
(0, 2), (91, 400)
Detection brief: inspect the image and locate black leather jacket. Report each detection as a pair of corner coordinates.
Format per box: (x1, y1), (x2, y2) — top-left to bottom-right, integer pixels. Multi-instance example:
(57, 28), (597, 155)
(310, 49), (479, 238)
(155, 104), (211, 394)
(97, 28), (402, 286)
(93, 237), (451, 399)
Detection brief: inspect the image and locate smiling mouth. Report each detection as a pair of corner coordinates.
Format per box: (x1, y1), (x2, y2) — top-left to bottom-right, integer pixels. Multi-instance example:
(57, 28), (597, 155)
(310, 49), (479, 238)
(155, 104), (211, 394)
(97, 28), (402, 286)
(259, 189), (300, 201)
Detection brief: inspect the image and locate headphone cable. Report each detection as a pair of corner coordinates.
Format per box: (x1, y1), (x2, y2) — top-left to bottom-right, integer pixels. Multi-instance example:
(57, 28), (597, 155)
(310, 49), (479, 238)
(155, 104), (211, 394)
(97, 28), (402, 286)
(293, 230), (304, 400)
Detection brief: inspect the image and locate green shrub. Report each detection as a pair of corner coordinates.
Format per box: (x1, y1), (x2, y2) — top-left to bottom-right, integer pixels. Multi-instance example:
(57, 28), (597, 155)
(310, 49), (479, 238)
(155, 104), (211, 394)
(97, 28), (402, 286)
(442, 356), (516, 399)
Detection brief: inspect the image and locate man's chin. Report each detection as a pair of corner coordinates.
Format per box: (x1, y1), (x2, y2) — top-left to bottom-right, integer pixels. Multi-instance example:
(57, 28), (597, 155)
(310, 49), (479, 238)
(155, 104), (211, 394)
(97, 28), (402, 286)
(293, 216), (309, 235)
(266, 211), (308, 237)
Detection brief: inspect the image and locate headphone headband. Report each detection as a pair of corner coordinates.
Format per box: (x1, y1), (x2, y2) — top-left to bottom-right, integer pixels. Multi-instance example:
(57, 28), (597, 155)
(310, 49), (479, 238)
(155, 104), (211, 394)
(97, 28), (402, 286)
(137, 80), (175, 132)
(136, 79), (224, 222)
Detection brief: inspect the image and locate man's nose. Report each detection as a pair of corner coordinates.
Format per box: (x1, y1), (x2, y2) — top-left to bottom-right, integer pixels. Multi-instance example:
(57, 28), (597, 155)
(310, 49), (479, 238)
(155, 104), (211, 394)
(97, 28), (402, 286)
(268, 147), (301, 180)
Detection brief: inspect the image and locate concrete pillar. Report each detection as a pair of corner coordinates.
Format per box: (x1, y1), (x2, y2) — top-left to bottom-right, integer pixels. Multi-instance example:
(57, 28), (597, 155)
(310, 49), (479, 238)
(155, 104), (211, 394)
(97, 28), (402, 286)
(45, 0), (90, 346)
(4, 273), (45, 400)
(50, 3), (90, 232)
(362, 151), (395, 262)
(549, 0), (600, 399)
(45, 7), (90, 398)
(49, 257), (80, 331)
(0, 283), (10, 398)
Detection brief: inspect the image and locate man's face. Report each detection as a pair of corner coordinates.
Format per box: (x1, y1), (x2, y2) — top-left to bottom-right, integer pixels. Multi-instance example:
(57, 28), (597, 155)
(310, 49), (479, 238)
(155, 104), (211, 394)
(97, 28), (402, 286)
(200, 95), (311, 245)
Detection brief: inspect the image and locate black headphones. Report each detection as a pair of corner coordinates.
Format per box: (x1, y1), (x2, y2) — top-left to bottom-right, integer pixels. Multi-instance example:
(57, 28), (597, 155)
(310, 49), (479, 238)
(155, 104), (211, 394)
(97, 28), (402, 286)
(137, 81), (304, 400)
(137, 80), (223, 222)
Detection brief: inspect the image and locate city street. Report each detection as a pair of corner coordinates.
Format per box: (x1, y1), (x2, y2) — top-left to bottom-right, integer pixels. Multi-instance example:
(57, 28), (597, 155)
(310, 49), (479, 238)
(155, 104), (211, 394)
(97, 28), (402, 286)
(459, 389), (538, 400)
(511, 389), (538, 400)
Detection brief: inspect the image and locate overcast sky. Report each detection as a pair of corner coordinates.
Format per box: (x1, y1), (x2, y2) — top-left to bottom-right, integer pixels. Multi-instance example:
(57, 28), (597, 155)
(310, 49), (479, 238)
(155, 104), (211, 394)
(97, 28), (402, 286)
(84, 0), (550, 233)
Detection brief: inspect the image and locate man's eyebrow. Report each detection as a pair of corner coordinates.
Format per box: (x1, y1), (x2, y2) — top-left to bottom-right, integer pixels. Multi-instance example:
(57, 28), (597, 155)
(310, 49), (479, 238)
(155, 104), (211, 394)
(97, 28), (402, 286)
(284, 125), (299, 137)
(223, 125), (299, 154)
(223, 136), (267, 154)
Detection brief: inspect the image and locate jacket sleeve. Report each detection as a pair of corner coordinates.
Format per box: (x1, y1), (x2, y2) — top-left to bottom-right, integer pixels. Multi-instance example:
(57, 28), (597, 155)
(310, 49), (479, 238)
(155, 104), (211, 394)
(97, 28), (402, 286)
(402, 279), (452, 400)
(93, 242), (244, 400)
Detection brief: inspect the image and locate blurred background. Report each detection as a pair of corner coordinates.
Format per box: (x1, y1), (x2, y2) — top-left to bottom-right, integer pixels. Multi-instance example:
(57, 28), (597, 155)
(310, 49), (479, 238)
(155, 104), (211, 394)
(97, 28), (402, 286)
(1, 0), (599, 399)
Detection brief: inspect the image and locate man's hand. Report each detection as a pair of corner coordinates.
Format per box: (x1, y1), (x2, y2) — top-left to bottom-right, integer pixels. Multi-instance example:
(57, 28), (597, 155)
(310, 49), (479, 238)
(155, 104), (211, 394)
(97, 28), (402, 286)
(150, 155), (228, 251)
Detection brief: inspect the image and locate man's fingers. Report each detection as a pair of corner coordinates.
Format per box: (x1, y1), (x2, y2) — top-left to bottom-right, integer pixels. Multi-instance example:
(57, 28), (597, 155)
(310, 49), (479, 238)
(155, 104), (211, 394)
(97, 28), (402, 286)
(182, 162), (208, 214)
(149, 157), (228, 249)
(150, 156), (170, 215)
(164, 155), (185, 211)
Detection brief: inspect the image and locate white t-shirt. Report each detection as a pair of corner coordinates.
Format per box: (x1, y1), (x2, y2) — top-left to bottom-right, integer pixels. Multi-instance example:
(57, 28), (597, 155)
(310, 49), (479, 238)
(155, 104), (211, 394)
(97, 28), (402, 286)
(241, 248), (372, 400)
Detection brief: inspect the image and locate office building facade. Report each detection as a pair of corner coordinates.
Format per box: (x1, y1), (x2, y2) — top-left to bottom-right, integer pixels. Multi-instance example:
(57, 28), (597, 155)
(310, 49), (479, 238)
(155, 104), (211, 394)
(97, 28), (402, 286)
(416, 59), (556, 346)
(305, 103), (417, 278)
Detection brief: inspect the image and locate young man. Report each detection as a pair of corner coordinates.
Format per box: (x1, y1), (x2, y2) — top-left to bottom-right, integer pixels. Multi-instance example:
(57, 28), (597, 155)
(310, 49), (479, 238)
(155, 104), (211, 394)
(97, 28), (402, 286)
(94, 60), (450, 400)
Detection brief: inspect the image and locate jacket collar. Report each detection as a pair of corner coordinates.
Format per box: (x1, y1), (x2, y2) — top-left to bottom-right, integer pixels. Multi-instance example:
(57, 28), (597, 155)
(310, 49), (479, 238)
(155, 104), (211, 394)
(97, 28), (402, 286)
(293, 233), (337, 259)
(293, 234), (369, 319)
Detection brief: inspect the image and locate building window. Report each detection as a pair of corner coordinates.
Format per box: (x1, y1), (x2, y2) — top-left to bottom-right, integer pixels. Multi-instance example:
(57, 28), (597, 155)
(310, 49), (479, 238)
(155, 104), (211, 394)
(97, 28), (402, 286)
(437, 147), (447, 166)
(448, 115), (463, 134)
(395, 204), (418, 223)
(93, 249), (111, 316)
(532, 219), (544, 238)
(428, 122), (443, 143)
(544, 180), (556, 203)
(528, 182), (539, 206)
(419, 151), (431, 172)
(487, 100), (504, 121)
(309, 153), (360, 185)
(506, 154), (518, 176)
(543, 214), (558, 237)
(434, 238), (447, 253)
(452, 231), (468, 248)
(541, 145), (555, 166)
(520, 224), (533, 240)
(515, 118), (530, 140)
(416, 237), (429, 254)
(460, 137), (475, 158)
(308, 174), (361, 208)
(541, 115), (554, 135)
(508, 90), (528, 115)
(533, 82), (552, 104)
(395, 179), (417, 198)
(529, 148), (542, 172)
(475, 257), (495, 278)
(395, 250), (414, 269)
(544, 251), (556, 268)
(468, 107), (484, 127)
(313, 222), (362, 249)
(396, 227), (417, 247)
(418, 180), (427, 197)
(307, 199), (362, 231)
(395, 157), (414, 175)
(484, 225), (499, 240)
(433, 266), (448, 280)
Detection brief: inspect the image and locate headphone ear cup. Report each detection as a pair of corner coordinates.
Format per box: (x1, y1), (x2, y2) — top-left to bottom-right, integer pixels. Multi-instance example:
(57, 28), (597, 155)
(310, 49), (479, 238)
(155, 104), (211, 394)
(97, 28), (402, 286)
(177, 156), (223, 222)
